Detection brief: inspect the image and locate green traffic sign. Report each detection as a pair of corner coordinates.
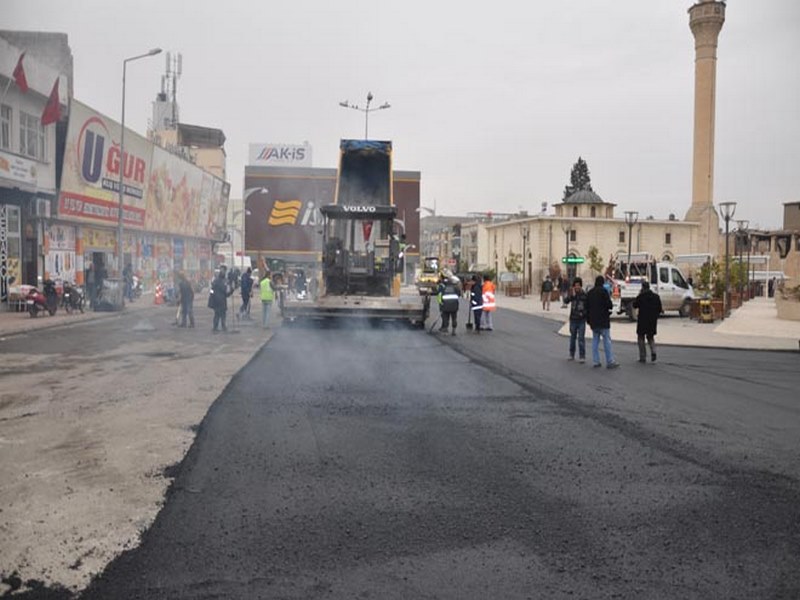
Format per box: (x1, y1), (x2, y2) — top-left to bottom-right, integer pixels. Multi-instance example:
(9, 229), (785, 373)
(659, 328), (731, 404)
(562, 256), (585, 264)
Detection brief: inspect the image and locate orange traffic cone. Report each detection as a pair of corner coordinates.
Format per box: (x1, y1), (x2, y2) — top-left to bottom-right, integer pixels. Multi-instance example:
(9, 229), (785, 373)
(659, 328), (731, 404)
(154, 282), (164, 305)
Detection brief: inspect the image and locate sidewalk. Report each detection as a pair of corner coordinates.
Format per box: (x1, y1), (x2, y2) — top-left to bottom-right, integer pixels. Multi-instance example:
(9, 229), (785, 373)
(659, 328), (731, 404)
(499, 294), (800, 352)
(0, 294), (248, 339)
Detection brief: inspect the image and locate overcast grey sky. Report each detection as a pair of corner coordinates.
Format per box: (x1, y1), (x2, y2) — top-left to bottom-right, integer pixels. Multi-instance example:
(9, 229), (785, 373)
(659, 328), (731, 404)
(5, 1), (799, 228)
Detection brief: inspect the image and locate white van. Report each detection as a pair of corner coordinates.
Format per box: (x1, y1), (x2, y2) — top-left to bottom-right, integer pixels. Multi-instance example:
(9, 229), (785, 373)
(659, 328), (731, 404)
(612, 255), (694, 320)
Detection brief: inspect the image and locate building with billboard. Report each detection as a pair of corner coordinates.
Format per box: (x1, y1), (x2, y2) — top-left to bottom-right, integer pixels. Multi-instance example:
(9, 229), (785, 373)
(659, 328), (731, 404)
(55, 99), (229, 289)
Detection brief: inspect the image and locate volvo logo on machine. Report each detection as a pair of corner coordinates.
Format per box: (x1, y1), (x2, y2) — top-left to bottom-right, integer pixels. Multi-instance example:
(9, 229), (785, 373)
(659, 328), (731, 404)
(342, 205), (377, 213)
(248, 142), (312, 167)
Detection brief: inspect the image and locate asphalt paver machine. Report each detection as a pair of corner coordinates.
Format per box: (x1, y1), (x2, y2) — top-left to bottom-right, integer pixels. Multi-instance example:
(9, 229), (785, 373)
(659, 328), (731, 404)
(282, 140), (429, 326)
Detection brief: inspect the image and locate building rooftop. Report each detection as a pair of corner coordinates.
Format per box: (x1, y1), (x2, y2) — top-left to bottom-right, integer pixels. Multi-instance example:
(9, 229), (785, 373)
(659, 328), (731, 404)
(563, 189), (605, 205)
(178, 123), (225, 148)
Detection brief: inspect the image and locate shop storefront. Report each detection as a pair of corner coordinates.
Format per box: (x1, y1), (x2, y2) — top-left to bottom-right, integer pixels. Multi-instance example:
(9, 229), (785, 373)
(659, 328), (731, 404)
(52, 100), (229, 293)
(44, 223), (77, 284)
(0, 203), (22, 301)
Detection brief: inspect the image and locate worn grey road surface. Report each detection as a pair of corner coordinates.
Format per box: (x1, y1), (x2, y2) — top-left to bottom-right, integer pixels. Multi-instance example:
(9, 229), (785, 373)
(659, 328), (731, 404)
(78, 310), (799, 599)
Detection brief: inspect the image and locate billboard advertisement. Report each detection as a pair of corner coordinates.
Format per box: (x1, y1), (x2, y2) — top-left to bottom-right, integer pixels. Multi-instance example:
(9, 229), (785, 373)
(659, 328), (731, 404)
(58, 100), (230, 239)
(59, 100), (151, 228)
(244, 167), (419, 262)
(248, 142), (312, 167)
(244, 170), (334, 261)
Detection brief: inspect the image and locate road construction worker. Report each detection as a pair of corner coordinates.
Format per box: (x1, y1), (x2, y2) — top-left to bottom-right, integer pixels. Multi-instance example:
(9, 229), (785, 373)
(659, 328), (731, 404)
(436, 273), (460, 335)
(482, 273), (496, 331)
(259, 271), (275, 329)
(470, 274), (484, 333)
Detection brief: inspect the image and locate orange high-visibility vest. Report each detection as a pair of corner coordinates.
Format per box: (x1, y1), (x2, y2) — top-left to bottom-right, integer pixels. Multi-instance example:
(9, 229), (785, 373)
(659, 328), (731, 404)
(482, 280), (496, 311)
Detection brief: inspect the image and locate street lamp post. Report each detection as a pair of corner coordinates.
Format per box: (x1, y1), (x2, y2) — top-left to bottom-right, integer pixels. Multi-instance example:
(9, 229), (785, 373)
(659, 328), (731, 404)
(229, 187), (267, 324)
(719, 201), (737, 319)
(624, 211), (639, 281)
(241, 186), (268, 265)
(745, 224), (753, 297)
(116, 48), (161, 289)
(520, 224), (529, 298)
(560, 221), (572, 287)
(339, 92), (391, 139)
(736, 219), (749, 298)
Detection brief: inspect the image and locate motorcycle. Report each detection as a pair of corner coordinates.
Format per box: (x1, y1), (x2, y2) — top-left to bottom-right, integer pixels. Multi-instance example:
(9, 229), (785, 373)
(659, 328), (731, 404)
(61, 281), (85, 314)
(131, 275), (143, 299)
(27, 279), (59, 317)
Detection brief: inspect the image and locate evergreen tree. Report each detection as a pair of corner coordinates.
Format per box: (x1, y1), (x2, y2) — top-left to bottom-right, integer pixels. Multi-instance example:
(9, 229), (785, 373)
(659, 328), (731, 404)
(562, 156), (593, 201)
(587, 245), (604, 275)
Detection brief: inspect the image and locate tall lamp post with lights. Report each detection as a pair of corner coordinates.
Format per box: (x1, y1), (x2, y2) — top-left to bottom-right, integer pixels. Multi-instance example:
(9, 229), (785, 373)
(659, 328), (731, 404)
(229, 187), (268, 323)
(520, 224), (529, 298)
(624, 211), (639, 281)
(560, 222), (572, 286)
(416, 205), (436, 257)
(736, 219), (749, 298)
(116, 48), (161, 283)
(719, 201), (737, 319)
(339, 92), (391, 139)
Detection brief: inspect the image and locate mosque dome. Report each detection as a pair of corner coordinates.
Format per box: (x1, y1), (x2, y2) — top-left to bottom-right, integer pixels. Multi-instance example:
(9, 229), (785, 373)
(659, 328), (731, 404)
(564, 189), (604, 204)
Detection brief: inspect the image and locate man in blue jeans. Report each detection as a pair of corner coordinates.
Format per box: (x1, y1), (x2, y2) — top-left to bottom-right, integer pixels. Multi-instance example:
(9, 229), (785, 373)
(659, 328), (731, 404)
(586, 275), (620, 369)
(564, 277), (588, 362)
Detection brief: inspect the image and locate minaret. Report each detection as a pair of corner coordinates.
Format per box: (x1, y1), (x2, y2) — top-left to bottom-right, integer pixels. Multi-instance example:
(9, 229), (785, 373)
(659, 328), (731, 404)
(685, 0), (725, 255)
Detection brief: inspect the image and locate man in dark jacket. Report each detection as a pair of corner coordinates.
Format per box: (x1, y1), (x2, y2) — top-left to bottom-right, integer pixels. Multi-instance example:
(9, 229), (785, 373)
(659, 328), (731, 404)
(470, 274), (483, 333)
(586, 275), (619, 369)
(632, 280), (663, 363)
(239, 267), (253, 320)
(564, 277), (588, 362)
(210, 269), (231, 332)
(436, 274), (461, 336)
(177, 272), (195, 328)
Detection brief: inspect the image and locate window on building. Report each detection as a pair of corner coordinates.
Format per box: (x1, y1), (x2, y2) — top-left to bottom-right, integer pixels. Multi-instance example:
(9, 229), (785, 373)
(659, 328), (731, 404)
(590, 206), (596, 218)
(665, 232), (672, 245)
(569, 230), (577, 242)
(20, 111), (45, 160)
(619, 231), (625, 244)
(1, 105), (10, 150)
(572, 207), (578, 217)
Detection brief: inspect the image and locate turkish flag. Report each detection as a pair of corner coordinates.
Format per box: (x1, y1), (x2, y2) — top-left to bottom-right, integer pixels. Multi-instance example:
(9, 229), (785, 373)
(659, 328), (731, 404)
(13, 52), (28, 93)
(41, 78), (61, 125)
(362, 220), (373, 243)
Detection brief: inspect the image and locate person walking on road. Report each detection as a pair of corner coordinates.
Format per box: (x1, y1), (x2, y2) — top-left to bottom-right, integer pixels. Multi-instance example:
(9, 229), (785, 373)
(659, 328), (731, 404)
(470, 274), (484, 333)
(436, 273), (460, 336)
(541, 274), (553, 311)
(240, 267), (254, 320)
(122, 263), (134, 302)
(564, 277), (588, 363)
(587, 275), (619, 369)
(259, 271), (275, 329)
(632, 280), (662, 363)
(210, 268), (231, 332)
(177, 272), (195, 328)
(86, 263), (96, 310)
(481, 273), (496, 331)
